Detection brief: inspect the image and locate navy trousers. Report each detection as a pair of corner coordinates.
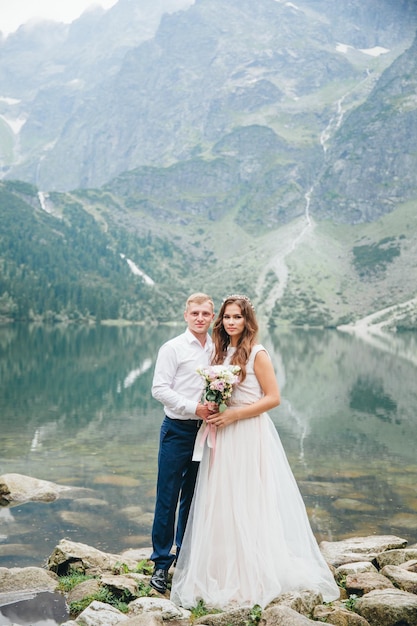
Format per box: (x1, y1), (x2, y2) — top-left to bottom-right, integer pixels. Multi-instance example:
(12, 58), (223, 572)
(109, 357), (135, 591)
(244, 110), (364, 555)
(151, 416), (201, 570)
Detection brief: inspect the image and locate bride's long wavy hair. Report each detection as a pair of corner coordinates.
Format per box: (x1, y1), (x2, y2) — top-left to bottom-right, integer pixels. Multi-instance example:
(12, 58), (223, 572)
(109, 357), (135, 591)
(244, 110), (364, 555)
(211, 295), (258, 382)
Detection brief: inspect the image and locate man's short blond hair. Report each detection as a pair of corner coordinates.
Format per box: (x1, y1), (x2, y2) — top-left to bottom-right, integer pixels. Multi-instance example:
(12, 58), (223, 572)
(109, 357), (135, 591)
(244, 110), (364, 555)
(185, 292), (214, 311)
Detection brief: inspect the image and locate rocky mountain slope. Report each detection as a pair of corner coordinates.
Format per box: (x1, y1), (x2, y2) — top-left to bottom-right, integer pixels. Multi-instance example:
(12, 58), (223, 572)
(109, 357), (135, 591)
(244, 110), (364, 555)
(1, 0), (416, 195)
(1, 0), (417, 326)
(311, 34), (417, 224)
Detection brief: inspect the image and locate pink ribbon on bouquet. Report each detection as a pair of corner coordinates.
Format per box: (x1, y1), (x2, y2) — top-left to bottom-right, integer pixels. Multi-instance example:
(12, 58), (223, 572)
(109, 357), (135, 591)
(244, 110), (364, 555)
(192, 421), (217, 465)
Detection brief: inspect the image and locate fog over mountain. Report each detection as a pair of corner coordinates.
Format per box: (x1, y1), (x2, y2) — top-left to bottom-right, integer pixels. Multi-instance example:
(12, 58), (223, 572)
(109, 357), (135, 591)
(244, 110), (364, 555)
(1, 0), (415, 193)
(0, 0), (417, 327)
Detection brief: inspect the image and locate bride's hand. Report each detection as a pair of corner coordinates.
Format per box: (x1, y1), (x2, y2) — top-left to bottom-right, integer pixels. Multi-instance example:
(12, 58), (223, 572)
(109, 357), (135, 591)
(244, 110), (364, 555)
(207, 408), (238, 429)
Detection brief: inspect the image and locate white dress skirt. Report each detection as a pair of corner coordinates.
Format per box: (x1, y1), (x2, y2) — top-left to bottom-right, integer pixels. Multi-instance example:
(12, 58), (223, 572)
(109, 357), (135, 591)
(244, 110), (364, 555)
(170, 345), (339, 610)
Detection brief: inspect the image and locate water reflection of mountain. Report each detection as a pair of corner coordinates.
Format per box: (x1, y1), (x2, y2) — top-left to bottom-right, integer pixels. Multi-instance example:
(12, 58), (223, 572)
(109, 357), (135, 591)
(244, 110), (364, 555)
(2, 324), (416, 462)
(0, 324), (177, 431)
(268, 327), (417, 463)
(1, 324), (417, 564)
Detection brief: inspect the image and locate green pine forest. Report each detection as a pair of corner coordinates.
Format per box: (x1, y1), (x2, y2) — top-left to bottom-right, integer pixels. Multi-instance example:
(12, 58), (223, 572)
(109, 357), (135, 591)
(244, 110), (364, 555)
(2, 178), (417, 330)
(0, 181), (190, 323)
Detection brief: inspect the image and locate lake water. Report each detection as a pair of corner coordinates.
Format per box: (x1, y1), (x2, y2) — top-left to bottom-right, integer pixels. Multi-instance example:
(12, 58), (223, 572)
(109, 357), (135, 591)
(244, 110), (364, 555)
(1, 323), (417, 571)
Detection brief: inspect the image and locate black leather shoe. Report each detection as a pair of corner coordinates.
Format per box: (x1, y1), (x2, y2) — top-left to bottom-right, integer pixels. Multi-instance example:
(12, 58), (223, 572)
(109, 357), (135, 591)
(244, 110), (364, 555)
(150, 567), (168, 594)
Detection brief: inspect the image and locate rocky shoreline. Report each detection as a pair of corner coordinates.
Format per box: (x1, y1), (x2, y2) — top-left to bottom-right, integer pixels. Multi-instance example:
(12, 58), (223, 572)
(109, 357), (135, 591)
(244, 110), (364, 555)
(1, 475), (417, 625)
(1, 535), (417, 626)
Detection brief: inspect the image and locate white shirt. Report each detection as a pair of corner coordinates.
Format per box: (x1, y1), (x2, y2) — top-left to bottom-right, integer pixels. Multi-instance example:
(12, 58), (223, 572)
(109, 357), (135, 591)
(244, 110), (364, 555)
(152, 328), (213, 420)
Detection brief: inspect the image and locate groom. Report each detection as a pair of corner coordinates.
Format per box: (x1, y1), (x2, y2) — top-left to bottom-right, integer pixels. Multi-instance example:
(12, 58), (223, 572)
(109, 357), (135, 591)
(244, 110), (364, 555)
(150, 292), (215, 593)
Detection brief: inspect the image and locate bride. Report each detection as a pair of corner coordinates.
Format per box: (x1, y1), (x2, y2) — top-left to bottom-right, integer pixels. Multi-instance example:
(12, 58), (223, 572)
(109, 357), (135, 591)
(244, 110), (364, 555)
(170, 294), (339, 609)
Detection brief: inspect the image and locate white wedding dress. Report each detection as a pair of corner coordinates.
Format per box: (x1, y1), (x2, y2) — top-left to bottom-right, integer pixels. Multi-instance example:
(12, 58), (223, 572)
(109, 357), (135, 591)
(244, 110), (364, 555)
(170, 345), (339, 609)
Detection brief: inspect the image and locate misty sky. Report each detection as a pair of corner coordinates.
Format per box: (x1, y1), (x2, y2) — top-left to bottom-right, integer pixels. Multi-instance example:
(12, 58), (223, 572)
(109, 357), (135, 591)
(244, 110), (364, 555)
(0, 0), (118, 36)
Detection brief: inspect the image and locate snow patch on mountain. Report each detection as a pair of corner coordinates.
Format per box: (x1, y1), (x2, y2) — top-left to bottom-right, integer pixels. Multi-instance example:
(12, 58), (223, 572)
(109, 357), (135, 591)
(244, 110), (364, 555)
(336, 43), (390, 57)
(120, 254), (155, 285)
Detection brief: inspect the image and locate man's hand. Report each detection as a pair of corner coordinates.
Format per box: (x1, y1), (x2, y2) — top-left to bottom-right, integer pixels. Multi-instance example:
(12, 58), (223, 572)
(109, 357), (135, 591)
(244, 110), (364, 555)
(196, 403), (212, 420)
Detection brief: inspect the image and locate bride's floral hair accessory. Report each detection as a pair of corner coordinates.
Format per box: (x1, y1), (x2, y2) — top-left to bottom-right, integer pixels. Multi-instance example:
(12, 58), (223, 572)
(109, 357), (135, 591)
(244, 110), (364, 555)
(222, 294), (255, 310)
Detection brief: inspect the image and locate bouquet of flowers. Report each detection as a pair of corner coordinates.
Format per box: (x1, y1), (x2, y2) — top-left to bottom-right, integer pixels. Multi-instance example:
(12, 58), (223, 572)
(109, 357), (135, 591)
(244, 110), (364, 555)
(197, 364), (241, 412)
